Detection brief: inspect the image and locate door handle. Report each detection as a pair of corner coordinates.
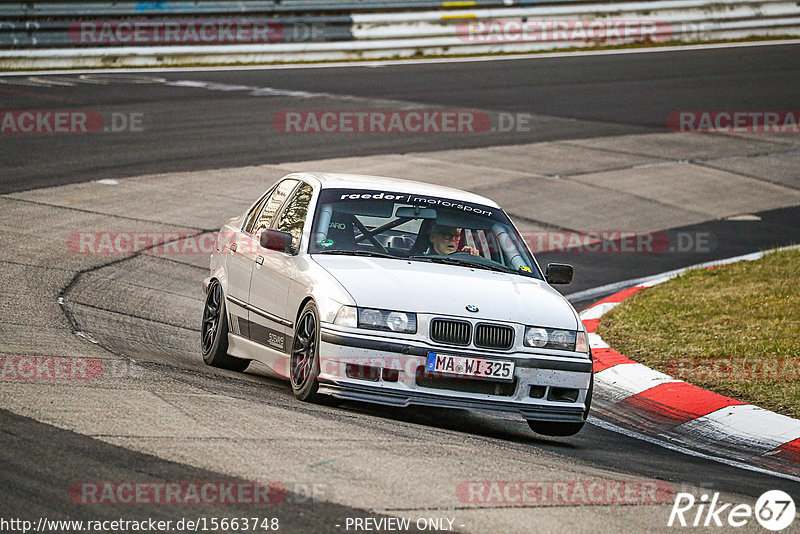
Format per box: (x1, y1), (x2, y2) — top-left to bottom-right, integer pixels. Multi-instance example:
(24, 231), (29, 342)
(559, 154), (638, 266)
(230, 243), (237, 252)
(256, 255), (264, 265)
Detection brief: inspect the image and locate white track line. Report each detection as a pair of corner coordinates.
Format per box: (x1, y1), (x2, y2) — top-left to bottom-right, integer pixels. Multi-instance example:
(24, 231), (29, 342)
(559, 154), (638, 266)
(0, 39), (798, 77)
(588, 416), (800, 483)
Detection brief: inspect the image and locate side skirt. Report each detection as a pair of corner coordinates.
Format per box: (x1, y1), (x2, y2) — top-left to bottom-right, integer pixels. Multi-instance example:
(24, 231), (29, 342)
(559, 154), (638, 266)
(227, 332), (290, 380)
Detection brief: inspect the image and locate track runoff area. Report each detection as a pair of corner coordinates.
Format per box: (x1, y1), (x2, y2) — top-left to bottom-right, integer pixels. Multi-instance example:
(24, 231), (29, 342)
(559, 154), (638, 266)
(0, 42), (799, 533)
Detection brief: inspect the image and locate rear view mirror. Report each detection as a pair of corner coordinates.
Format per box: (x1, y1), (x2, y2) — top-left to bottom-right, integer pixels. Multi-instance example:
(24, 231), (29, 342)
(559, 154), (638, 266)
(545, 263), (573, 284)
(260, 229), (293, 253)
(394, 206), (438, 219)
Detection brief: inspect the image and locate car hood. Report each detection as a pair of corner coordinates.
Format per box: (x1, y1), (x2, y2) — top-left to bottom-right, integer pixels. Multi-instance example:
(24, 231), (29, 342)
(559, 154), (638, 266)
(312, 256), (578, 329)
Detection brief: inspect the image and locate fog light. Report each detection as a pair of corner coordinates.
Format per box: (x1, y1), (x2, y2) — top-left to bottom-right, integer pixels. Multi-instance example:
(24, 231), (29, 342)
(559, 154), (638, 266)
(529, 385), (547, 398)
(547, 387), (579, 403)
(345, 364), (380, 382)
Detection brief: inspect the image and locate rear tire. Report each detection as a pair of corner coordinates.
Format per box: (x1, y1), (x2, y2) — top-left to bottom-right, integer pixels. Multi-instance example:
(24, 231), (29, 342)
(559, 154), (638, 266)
(201, 280), (250, 372)
(290, 301), (325, 403)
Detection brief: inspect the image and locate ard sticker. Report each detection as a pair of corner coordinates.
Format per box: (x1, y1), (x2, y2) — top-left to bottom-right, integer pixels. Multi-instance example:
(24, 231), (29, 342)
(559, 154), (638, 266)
(320, 239), (334, 248)
(519, 265), (532, 273)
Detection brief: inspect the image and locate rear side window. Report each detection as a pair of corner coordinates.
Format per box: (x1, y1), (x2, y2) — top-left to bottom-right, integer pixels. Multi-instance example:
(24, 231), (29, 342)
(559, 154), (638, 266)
(243, 190), (272, 234)
(250, 179), (299, 237)
(274, 182), (314, 249)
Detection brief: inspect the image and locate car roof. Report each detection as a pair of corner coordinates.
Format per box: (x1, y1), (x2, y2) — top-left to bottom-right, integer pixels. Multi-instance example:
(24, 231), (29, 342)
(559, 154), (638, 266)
(302, 172), (501, 208)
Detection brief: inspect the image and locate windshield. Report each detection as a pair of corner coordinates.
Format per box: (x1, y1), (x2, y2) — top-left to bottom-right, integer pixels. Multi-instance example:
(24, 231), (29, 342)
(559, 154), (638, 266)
(309, 188), (542, 279)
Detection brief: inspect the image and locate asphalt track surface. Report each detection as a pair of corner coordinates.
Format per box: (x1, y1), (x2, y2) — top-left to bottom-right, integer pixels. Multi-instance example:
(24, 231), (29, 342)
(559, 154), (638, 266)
(2, 43), (799, 193)
(1, 43), (800, 532)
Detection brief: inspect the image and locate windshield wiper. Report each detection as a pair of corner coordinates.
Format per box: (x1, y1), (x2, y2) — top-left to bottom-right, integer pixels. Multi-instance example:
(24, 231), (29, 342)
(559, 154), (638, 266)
(407, 255), (508, 273)
(316, 249), (397, 259)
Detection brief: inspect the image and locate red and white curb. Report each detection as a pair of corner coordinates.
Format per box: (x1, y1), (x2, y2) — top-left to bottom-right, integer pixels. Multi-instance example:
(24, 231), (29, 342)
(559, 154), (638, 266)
(580, 246), (800, 478)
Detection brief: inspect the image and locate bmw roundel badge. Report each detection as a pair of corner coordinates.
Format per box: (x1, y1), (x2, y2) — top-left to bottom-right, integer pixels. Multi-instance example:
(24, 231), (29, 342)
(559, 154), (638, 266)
(466, 304), (479, 313)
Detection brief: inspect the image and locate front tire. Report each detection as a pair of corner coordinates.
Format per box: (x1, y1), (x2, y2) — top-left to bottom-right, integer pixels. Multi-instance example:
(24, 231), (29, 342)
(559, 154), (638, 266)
(201, 280), (250, 372)
(290, 301), (325, 403)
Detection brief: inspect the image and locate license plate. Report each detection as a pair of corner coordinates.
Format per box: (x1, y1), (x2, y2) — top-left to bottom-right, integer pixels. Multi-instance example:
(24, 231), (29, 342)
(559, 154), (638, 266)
(426, 352), (515, 381)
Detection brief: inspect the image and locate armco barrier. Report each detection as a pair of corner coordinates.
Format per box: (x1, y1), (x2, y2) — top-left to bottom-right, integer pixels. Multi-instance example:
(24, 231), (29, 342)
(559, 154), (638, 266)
(0, 1), (552, 17)
(0, 18), (356, 48)
(1, 0), (799, 68)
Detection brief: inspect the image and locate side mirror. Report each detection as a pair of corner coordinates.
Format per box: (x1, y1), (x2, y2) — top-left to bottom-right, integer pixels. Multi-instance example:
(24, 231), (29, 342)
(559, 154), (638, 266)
(545, 263), (573, 284)
(260, 229), (294, 253)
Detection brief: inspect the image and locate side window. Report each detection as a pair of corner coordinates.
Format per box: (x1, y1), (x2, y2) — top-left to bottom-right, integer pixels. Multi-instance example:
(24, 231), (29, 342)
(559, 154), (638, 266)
(274, 182), (314, 249)
(251, 179), (299, 237)
(243, 189), (273, 234)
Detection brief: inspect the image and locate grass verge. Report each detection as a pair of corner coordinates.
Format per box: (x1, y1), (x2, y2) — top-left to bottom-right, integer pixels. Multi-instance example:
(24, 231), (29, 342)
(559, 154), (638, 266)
(598, 248), (800, 418)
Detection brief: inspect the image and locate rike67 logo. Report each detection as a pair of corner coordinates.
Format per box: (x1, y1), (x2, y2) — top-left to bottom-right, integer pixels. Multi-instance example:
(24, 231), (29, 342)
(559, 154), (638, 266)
(669, 490), (795, 531)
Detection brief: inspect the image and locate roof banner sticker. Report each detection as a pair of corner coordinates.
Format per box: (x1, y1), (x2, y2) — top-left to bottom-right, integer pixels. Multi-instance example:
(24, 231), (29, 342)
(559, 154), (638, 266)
(335, 190), (493, 218)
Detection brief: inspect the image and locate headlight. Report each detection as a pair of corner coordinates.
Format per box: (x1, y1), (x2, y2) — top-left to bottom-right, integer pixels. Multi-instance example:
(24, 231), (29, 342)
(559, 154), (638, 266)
(334, 306), (417, 334)
(524, 326), (578, 351)
(359, 308), (417, 333)
(386, 311), (412, 332)
(523, 327), (548, 347)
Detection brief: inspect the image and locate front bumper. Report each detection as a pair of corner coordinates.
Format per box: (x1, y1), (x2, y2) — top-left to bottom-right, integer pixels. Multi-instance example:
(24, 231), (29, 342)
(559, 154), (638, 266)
(318, 327), (592, 423)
